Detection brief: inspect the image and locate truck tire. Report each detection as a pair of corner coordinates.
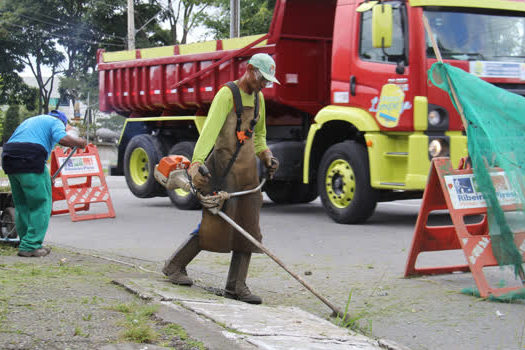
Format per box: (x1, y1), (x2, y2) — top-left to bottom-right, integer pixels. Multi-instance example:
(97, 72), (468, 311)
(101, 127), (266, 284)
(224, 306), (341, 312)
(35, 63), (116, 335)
(167, 142), (201, 210)
(124, 134), (166, 198)
(265, 181), (318, 204)
(318, 141), (379, 224)
(1, 207), (17, 239)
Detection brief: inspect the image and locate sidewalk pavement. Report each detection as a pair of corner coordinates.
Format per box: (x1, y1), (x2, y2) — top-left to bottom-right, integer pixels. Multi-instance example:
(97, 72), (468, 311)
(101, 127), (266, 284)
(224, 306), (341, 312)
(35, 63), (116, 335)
(0, 241), (410, 350)
(113, 273), (409, 350)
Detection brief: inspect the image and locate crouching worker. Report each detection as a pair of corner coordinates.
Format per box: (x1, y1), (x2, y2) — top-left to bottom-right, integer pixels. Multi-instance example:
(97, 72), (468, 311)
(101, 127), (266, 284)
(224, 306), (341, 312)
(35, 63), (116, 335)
(1, 110), (87, 257)
(163, 53), (280, 304)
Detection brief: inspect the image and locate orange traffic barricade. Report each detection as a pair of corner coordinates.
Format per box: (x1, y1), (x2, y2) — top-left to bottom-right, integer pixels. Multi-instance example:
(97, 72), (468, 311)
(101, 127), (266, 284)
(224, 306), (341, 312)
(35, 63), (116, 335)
(50, 144), (116, 222)
(405, 157), (525, 299)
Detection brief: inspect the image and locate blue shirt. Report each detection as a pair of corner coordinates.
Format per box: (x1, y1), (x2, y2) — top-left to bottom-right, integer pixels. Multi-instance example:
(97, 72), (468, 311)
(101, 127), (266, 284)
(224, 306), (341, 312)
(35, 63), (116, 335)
(8, 114), (67, 156)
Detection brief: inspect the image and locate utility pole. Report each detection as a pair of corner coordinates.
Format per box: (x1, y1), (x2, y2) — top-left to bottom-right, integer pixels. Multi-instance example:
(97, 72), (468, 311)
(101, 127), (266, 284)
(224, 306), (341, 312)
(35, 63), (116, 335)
(127, 0), (135, 50)
(230, 0), (240, 38)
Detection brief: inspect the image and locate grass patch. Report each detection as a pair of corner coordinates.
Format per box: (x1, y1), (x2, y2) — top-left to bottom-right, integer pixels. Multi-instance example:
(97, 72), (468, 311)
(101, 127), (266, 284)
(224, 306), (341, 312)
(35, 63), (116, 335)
(110, 302), (160, 343)
(73, 325), (89, 337)
(0, 245), (17, 256)
(0, 246), (206, 349)
(159, 324), (206, 349)
(122, 322), (158, 343)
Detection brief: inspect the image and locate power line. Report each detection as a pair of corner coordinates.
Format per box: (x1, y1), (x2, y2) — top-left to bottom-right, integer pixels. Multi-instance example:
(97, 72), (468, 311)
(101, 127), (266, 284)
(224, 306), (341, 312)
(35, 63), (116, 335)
(32, 11), (127, 41)
(1, 21), (125, 48)
(18, 13), (126, 44)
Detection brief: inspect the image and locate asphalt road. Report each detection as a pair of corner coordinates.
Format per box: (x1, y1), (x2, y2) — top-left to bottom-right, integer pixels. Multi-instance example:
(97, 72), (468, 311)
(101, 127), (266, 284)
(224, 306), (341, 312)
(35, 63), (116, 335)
(47, 176), (525, 350)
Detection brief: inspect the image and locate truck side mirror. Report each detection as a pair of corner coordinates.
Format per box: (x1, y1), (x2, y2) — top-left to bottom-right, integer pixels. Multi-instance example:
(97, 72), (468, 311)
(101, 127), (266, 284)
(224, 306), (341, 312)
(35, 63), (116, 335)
(372, 4), (393, 49)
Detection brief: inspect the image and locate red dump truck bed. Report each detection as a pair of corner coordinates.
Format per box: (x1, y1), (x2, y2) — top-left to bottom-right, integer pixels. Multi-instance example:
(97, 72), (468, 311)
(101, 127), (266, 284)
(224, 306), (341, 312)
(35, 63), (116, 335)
(97, 0), (336, 120)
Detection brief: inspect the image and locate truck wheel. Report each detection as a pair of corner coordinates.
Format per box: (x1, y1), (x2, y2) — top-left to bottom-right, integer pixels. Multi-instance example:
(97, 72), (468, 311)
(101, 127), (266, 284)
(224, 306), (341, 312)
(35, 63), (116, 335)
(167, 142), (201, 210)
(265, 181), (318, 204)
(296, 182), (319, 203)
(124, 134), (166, 198)
(318, 141), (379, 224)
(1, 207), (17, 239)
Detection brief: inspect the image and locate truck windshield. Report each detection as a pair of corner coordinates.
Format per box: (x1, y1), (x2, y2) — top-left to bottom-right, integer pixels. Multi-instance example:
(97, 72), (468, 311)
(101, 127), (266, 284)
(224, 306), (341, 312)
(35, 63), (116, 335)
(425, 8), (525, 62)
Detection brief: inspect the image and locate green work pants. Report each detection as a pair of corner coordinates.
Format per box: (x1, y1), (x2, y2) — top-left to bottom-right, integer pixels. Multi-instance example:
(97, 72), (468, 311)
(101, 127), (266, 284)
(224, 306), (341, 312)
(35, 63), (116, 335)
(8, 168), (52, 251)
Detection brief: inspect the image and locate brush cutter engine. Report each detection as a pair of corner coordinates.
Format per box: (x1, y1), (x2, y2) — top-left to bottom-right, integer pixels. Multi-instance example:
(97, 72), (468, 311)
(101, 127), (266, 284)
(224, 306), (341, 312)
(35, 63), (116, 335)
(154, 155), (192, 191)
(154, 155), (229, 212)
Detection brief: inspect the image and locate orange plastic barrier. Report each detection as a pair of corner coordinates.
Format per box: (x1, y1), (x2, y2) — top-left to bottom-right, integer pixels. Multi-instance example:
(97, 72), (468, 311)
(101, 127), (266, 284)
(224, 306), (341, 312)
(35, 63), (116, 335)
(50, 144), (116, 222)
(405, 157), (525, 298)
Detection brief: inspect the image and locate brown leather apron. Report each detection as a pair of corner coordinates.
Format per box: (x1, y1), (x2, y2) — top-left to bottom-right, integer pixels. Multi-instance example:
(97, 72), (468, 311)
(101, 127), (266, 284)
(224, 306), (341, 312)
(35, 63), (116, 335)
(198, 92), (263, 253)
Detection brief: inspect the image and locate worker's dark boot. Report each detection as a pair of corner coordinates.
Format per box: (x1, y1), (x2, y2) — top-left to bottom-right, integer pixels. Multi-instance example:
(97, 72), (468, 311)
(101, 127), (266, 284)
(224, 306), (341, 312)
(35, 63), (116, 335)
(162, 235), (200, 286)
(224, 252), (262, 304)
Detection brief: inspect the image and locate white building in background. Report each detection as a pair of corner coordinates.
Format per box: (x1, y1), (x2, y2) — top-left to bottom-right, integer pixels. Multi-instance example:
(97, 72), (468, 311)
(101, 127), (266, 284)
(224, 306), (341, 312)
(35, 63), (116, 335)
(21, 75), (87, 121)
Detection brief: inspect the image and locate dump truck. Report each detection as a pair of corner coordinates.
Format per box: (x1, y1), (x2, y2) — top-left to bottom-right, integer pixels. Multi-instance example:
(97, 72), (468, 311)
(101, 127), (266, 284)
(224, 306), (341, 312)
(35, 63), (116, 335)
(98, 0), (525, 224)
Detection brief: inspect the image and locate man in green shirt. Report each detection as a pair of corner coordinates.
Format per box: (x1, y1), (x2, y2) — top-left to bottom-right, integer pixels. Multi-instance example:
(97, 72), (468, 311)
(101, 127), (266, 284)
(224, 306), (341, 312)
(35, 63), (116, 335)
(163, 53), (279, 304)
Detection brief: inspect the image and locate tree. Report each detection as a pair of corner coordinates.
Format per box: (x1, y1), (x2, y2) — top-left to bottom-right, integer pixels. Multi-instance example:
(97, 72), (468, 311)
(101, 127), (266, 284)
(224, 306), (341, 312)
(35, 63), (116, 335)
(3, 105), (20, 143)
(97, 113), (126, 133)
(0, 73), (38, 108)
(57, 0), (172, 113)
(0, 0), (65, 114)
(203, 0), (276, 39)
(159, 0), (218, 44)
(0, 110), (4, 139)
(0, 23), (36, 107)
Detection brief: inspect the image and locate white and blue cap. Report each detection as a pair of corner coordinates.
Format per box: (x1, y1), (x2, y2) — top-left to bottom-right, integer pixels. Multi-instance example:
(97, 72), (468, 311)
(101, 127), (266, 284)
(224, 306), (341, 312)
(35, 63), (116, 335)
(248, 53), (280, 84)
(49, 110), (68, 126)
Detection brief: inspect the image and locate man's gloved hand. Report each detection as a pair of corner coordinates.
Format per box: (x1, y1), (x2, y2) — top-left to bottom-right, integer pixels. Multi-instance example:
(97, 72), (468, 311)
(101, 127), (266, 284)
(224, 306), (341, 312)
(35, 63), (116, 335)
(258, 149), (279, 179)
(188, 162), (210, 189)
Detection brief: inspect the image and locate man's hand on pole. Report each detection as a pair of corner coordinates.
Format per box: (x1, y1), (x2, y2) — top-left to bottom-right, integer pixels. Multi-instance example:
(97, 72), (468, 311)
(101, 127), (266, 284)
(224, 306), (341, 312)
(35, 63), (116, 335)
(188, 162), (210, 190)
(258, 149), (279, 179)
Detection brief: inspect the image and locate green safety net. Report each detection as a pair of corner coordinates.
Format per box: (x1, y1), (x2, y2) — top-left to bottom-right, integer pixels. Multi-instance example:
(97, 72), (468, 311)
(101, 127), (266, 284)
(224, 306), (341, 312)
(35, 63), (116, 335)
(429, 62), (525, 278)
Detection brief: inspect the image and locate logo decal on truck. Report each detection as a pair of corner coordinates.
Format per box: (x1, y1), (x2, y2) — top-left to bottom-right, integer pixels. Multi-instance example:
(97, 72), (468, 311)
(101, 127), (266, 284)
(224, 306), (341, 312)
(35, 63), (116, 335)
(375, 84), (405, 128)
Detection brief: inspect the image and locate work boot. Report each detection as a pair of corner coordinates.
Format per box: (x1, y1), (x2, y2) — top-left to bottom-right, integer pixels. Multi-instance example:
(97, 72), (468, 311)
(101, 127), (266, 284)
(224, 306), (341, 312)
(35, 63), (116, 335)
(224, 251), (262, 304)
(17, 247), (50, 257)
(162, 235), (200, 286)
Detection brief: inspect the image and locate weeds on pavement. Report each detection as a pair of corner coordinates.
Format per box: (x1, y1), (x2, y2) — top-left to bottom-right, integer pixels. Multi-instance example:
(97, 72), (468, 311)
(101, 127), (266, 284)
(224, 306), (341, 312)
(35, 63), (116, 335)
(335, 290), (372, 335)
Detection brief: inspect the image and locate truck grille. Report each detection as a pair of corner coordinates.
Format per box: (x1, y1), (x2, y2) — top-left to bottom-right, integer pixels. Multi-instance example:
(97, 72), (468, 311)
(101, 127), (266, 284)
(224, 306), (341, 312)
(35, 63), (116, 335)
(492, 83), (525, 98)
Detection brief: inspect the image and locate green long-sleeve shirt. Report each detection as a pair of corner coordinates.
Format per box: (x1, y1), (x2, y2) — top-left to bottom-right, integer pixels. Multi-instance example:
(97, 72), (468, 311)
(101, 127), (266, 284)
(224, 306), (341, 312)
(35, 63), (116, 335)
(192, 84), (268, 164)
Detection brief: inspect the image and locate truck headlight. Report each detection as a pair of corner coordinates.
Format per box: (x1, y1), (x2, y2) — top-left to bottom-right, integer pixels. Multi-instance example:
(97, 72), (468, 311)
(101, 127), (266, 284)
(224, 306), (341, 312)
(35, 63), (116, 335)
(428, 110), (441, 126)
(428, 138), (449, 158)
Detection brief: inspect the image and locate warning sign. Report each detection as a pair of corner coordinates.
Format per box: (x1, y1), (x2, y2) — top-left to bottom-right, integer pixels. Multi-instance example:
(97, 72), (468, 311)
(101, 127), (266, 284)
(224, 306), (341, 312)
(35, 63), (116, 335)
(444, 172), (519, 209)
(58, 155), (99, 175)
(51, 145), (115, 221)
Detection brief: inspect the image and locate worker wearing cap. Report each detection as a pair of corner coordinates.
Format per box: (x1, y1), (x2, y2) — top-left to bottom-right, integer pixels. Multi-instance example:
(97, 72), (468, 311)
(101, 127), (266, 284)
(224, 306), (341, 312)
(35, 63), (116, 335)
(1, 110), (87, 257)
(163, 53), (280, 304)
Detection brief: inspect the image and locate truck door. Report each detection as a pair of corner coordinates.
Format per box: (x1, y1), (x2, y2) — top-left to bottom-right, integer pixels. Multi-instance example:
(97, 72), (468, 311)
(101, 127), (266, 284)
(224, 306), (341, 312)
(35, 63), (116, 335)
(351, 1), (413, 131)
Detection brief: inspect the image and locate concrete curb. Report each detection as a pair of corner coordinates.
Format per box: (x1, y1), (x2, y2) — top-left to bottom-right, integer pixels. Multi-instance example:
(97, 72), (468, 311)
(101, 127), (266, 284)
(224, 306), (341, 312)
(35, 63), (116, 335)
(113, 277), (410, 350)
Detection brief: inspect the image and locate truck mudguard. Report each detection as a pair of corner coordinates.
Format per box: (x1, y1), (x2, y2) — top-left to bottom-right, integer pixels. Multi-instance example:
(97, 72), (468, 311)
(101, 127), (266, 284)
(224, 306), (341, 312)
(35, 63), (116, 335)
(303, 106), (379, 183)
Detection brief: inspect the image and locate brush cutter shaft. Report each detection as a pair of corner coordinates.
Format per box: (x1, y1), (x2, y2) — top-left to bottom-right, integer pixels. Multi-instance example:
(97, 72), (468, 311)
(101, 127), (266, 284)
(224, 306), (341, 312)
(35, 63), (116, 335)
(216, 210), (344, 317)
(52, 146), (78, 181)
(229, 178), (266, 198)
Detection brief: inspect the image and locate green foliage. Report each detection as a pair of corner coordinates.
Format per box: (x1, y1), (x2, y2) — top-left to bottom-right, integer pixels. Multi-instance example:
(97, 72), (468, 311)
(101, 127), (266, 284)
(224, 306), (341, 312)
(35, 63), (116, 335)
(203, 0), (276, 39)
(0, 0), (66, 114)
(335, 290), (372, 335)
(161, 0), (220, 44)
(3, 105), (20, 143)
(59, 71), (99, 111)
(0, 73), (37, 107)
(18, 105), (37, 122)
(97, 114), (125, 133)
